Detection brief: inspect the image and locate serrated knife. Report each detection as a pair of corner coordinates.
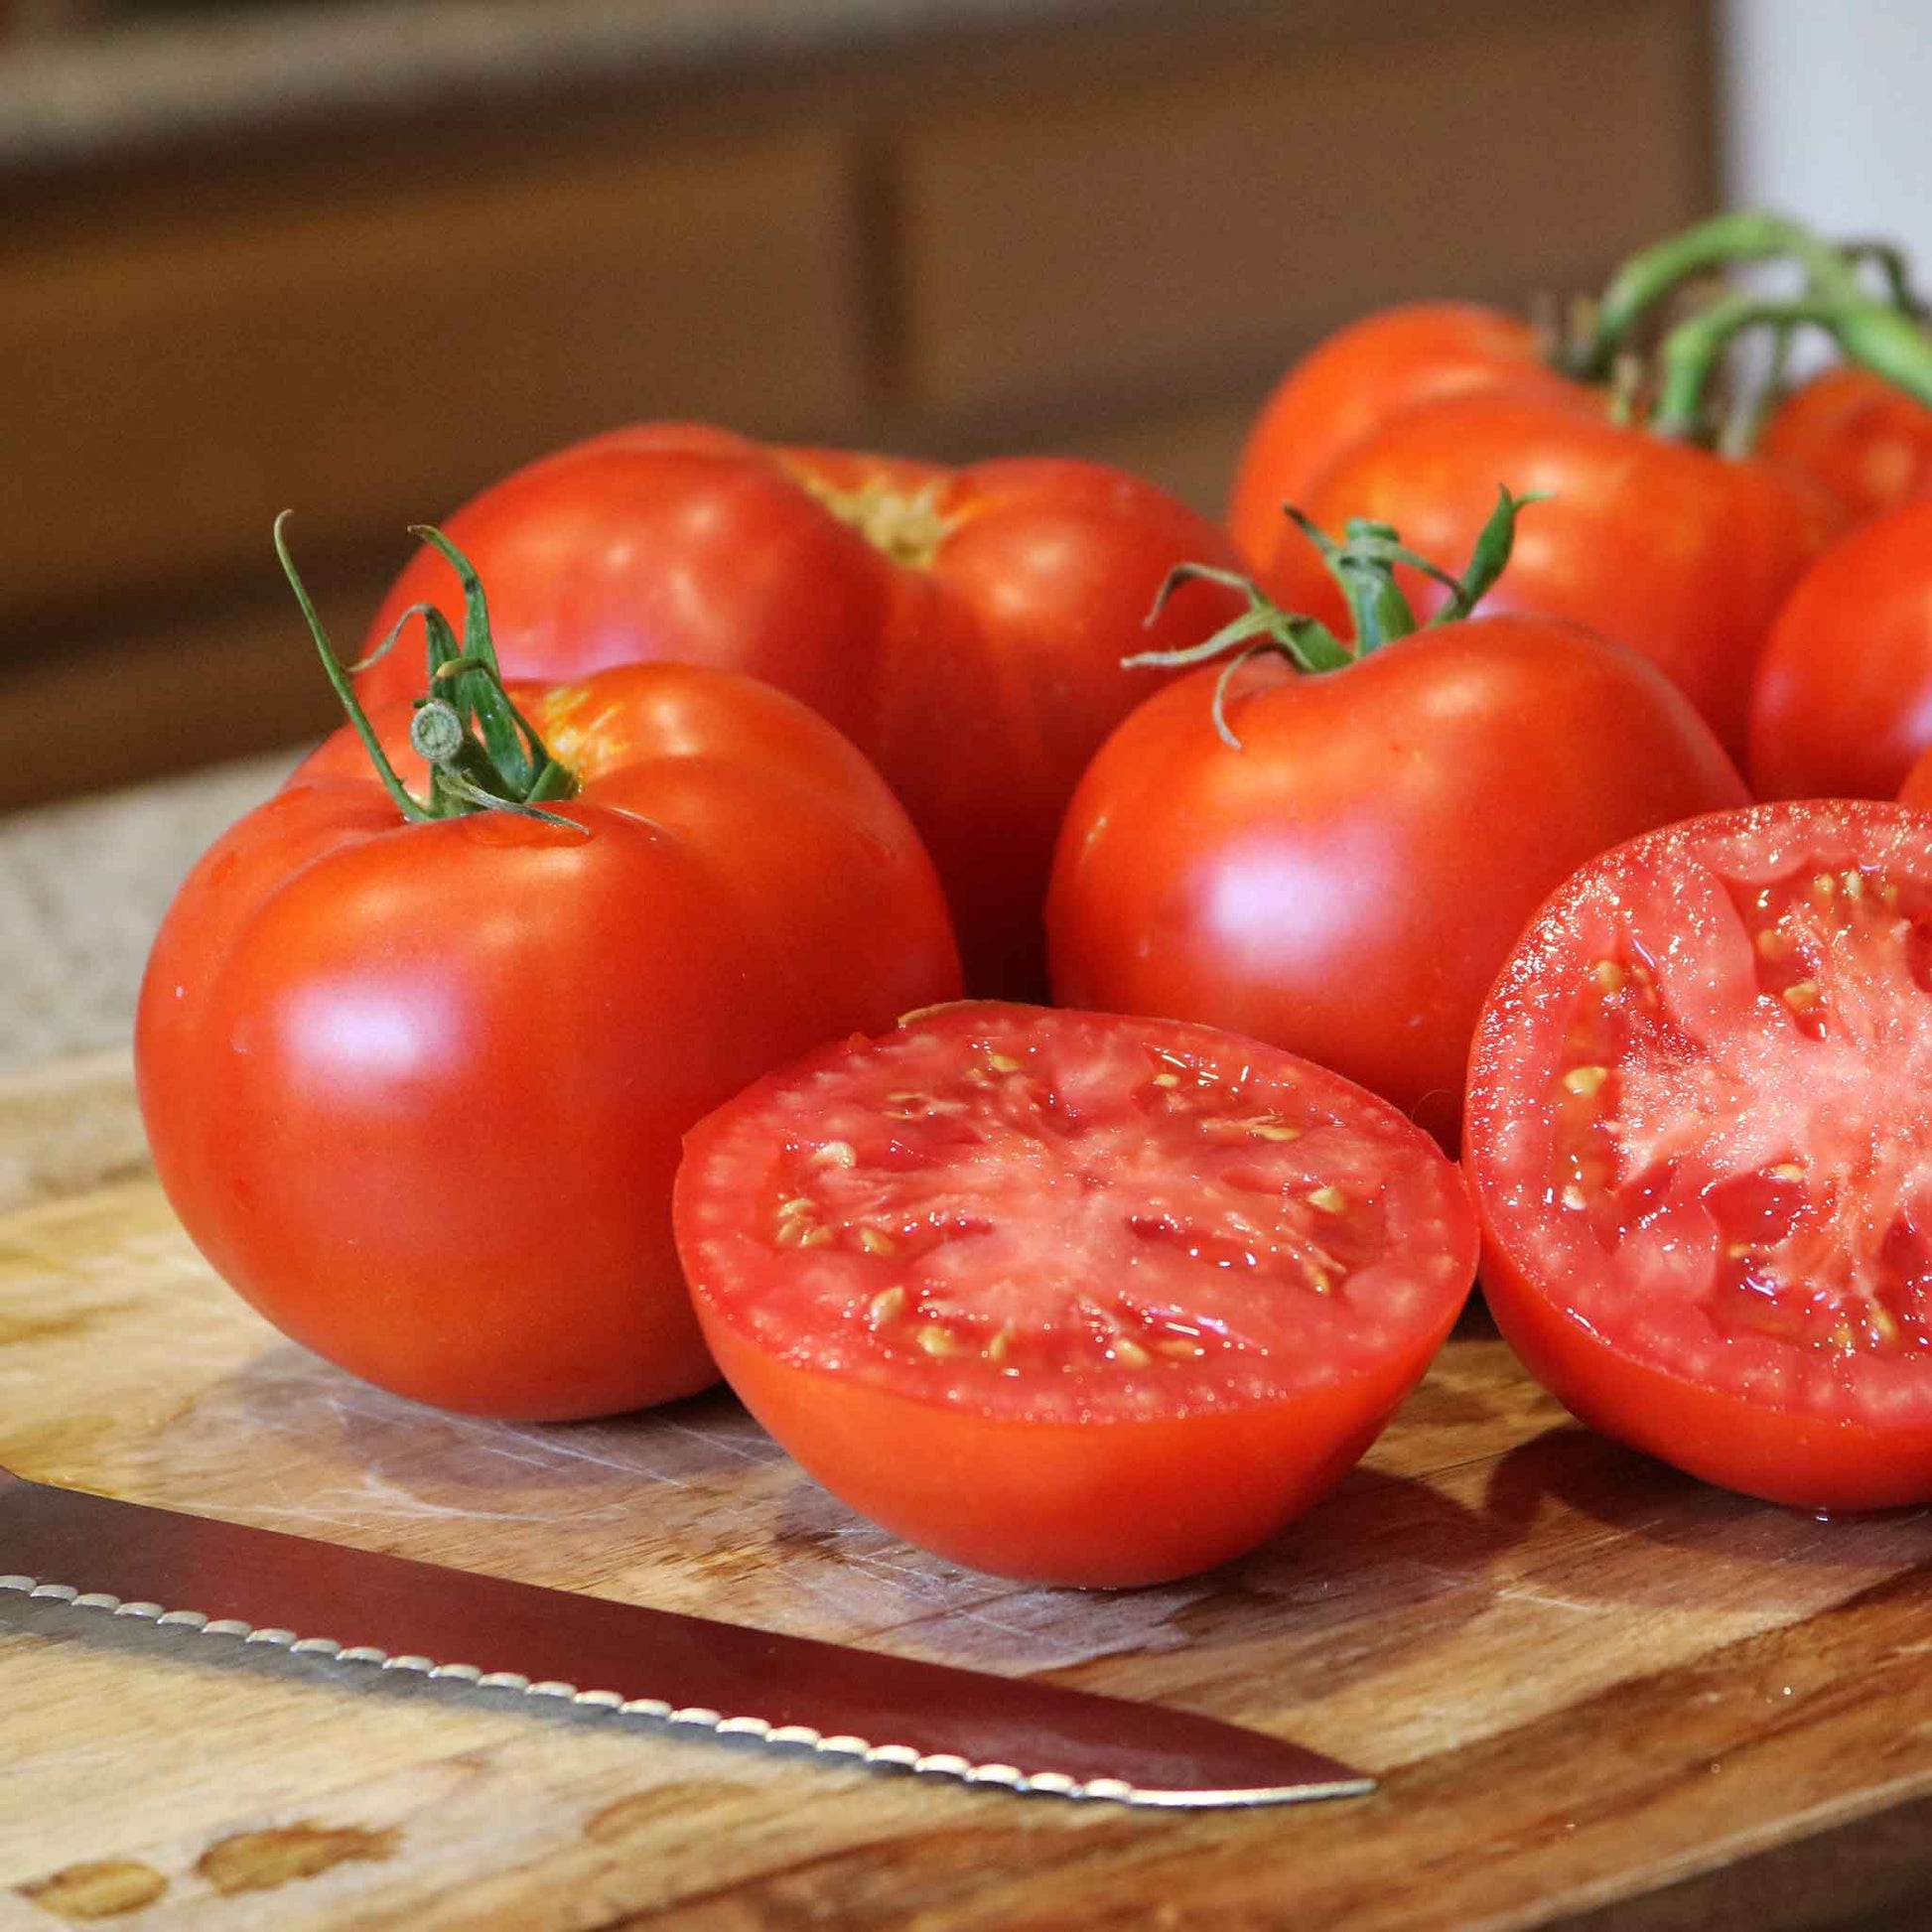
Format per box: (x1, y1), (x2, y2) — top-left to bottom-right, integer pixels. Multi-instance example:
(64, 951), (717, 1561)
(0, 1464), (1369, 1810)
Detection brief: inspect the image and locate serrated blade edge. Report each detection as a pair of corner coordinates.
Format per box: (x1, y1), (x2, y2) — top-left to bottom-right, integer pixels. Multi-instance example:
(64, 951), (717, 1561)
(0, 1471), (1371, 1810)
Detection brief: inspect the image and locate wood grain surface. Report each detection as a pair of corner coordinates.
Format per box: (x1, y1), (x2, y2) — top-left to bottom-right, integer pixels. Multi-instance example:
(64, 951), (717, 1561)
(1, 1053), (1928, 1931)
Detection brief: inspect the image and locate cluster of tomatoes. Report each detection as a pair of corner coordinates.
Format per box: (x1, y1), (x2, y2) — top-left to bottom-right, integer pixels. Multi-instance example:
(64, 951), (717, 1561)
(137, 212), (1932, 1587)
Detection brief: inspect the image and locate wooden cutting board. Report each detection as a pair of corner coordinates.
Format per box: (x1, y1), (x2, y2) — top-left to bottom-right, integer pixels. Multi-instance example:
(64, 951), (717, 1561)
(2, 1051), (1930, 1932)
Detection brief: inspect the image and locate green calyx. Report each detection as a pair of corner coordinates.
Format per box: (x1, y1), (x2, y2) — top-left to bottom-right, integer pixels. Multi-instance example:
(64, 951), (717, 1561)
(1126, 487), (1536, 750)
(274, 513), (577, 826)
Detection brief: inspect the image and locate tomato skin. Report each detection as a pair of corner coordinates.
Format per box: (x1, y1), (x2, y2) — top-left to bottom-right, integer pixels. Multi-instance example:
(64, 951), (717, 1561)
(1762, 365), (1932, 527)
(1464, 799), (1932, 1511)
(1227, 304), (1558, 569)
(1046, 617), (1748, 1147)
(1462, 1238), (1932, 1512)
(697, 1323), (1403, 1587)
(357, 425), (1245, 999)
(137, 663), (961, 1421)
(1902, 743), (1932, 809)
(1749, 497), (1932, 799)
(1287, 389), (1844, 759)
(674, 1002), (1476, 1587)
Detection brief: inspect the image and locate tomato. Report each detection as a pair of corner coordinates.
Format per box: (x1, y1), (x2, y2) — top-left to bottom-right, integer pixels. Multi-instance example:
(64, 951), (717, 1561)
(1749, 497), (1932, 799)
(139, 535), (960, 1422)
(1762, 364), (1932, 526)
(1047, 499), (1749, 1148)
(1226, 303), (1559, 569)
(1465, 800), (1932, 1511)
(673, 1002), (1476, 1587)
(1282, 387), (1842, 759)
(356, 424), (1245, 998)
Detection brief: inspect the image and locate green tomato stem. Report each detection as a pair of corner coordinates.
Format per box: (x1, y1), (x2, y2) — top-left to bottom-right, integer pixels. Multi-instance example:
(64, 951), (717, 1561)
(274, 512), (432, 823)
(1565, 209), (1866, 381)
(1652, 290), (1932, 441)
(274, 513), (580, 824)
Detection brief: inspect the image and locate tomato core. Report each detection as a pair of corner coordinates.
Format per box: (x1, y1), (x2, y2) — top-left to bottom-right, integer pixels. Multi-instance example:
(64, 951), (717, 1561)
(784, 464), (957, 569)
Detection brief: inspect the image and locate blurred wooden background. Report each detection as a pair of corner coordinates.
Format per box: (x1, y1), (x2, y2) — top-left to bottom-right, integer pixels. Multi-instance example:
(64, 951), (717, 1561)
(0, 0), (1716, 807)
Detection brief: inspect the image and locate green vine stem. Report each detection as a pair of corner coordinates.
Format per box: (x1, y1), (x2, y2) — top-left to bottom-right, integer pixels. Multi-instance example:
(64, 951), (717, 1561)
(1651, 291), (1932, 442)
(1563, 209), (1869, 381)
(1127, 489), (1536, 749)
(273, 512), (579, 825)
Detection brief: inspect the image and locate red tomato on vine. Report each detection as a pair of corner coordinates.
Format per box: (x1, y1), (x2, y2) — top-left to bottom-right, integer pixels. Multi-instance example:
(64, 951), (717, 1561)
(1047, 494), (1748, 1147)
(1763, 364), (1932, 526)
(139, 522), (960, 1421)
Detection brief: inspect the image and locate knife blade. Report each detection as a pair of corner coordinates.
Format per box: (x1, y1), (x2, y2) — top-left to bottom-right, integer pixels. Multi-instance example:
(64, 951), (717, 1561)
(0, 1466), (1369, 1810)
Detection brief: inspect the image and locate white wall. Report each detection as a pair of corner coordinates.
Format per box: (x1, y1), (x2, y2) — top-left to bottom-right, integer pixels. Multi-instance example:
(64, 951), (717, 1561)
(1724, 0), (1932, 268)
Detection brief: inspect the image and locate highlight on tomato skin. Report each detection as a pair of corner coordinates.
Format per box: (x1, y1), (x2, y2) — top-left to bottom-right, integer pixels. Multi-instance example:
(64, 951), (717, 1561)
(1464, 801), (1932, 1512)
(672, 1003), (1479, 1587)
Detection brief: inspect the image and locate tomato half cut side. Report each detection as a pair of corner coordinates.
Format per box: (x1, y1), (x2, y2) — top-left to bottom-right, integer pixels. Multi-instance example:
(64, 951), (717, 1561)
(1466, 801), (1932, 1511)
(674, 1003), (1477, 1586)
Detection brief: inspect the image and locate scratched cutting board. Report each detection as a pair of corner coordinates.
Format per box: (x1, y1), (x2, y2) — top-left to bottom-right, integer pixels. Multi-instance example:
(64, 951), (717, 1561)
(2, 1053), (1931, 1931)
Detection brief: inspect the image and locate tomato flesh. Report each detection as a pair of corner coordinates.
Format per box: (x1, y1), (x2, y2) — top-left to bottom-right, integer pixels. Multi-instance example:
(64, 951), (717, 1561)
(675, 1004), (1476, 1585)
(1467, 802), (1932, 1508)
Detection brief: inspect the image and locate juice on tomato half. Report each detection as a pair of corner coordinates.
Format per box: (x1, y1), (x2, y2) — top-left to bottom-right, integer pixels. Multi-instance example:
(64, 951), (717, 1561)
(673, 1003), (1476, 1587)
(1466, 801), (1932, 1511)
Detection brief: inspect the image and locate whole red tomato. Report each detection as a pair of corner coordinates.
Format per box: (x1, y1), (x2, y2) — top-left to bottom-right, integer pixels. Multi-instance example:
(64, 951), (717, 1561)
(1225, 303), (1559, 568)
(138, 525), (961, 1422)
(1466, 800), (1932, 1510)
(1749, 496), (1932, 798)
(356, 423), (1244, 999)
(1282, 386), (1842, 759)
(1047, 498), (1749, 1147)
(1762, 364), (1932, 525)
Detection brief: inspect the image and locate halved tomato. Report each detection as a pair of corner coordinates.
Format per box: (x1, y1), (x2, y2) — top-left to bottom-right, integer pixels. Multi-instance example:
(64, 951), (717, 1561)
(1465, 801), (1932, 1510)
(673, 1003), (1477, 1586)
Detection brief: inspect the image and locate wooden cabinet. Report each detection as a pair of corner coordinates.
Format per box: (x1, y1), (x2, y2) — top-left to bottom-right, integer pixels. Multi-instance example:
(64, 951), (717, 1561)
(0, 0), (1715, 806)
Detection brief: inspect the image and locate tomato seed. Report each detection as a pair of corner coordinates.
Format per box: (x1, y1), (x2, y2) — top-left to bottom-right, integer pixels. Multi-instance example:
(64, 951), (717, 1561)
(1770, 1162), (1805, 1181)
(1592, 959), (1624, 993)
(1152, 1073), (1181, 1088)
(1110, 1336), (1151, 1368)
(915, 1324), (959, 1357)
(1563, 1065), (1609, 1098)
(989, 1053), (1022, 1073)
(867, 1287), (905, 1326)
(986, 1324), (1014, 1363)
(811, 1141), (858, 1170)
(1307, 1184), (1347, 1216)
(1562, 1184), (1587, 1210)
(858, 1228), (897, 1257)
(1782, 980), (1822, 1012)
